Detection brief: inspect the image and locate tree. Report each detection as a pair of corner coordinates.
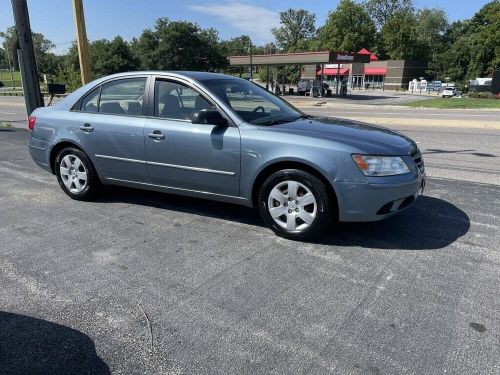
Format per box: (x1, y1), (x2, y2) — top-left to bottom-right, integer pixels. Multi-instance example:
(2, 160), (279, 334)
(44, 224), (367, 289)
(219, 35), (252, 77)
(272, 9), (316, 52)
(220, 35), (252, 56)
(439, 0), (500, 83)
(379, 10), (424, 59)
(132, 18), (227, 71)
(364, 0), (414, 28)
(414, 8), (449, 78)
(416, 8), (448, 50)
(317, 0), (376, 52)
(0, 28), (19, 69)
(1, 26), (58, 76)
(90, 37), (139, 77)
(466, 0), (500, 77)
(0, 46), (6, 68)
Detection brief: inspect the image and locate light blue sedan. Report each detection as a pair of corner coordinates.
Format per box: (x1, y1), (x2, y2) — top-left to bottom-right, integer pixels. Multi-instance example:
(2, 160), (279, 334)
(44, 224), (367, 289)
(27, 72), (425, 240)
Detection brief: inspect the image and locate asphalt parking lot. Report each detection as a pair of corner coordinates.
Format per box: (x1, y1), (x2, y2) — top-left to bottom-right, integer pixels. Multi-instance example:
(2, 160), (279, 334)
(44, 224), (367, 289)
(1, 119), (500, 373)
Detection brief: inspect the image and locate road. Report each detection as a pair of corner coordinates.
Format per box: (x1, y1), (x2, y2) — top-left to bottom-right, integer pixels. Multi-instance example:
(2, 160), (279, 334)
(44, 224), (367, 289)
(1, 98), (500, 374)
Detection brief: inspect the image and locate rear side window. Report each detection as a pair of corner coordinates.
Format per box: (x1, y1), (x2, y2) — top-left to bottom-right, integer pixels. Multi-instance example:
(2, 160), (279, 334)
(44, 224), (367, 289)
(80, 87), (99, 112)
(98, 78), (147, 115)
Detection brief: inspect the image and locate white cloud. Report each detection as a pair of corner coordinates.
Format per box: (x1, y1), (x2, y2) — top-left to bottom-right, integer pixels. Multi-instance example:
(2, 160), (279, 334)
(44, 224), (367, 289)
(188, 2), (280, 43)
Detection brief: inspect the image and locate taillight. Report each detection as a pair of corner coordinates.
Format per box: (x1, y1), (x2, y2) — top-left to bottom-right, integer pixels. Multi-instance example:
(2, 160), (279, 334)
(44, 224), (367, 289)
(28, 116), (36, 131)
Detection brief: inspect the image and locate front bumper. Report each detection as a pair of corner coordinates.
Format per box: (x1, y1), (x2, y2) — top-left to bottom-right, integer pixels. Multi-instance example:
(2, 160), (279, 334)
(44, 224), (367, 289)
(334, 174), (425, 222)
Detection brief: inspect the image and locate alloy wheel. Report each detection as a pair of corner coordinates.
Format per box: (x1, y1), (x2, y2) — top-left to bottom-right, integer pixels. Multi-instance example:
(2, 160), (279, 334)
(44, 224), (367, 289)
(59, 154), (88, 194)
(267, 180), (317, 232)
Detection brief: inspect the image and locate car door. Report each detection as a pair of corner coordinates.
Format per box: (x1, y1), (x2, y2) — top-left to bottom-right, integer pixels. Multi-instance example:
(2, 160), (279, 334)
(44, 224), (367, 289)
(144, 77), (241, 197)
(71, 76), (149, 183)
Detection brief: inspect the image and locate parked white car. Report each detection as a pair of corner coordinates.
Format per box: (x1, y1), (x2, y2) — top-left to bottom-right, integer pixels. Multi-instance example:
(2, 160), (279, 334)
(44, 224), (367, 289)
(442, 87), (456, 98)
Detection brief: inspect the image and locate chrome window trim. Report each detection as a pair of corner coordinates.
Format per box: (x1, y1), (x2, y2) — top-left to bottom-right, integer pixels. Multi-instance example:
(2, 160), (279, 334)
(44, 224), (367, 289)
(95, 154), (236, 176)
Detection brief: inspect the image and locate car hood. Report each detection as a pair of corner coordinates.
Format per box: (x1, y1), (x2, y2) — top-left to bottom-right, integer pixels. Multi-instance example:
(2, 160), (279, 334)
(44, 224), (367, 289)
(258, 116), (417, 155)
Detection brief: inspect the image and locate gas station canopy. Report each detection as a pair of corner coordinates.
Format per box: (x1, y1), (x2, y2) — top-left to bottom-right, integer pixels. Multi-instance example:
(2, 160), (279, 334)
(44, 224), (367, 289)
(228, 51), (370, 66)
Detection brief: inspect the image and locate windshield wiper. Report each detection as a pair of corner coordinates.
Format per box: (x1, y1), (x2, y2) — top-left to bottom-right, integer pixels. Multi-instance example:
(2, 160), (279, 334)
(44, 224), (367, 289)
(254, 117), (292, 126)
(261, 119), (291, 126)
(254, 114), (313, 126)
(291, 114), (313, 121)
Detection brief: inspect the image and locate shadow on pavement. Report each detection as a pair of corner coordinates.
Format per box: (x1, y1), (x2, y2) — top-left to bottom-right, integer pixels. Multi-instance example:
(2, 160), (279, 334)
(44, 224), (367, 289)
(317, 196), (470, 250)
(336, 94), (396, 101)
(424, 148), (497, 158)
(100, 186), (261, 227)
(0, 311), (110, 375)
(102, 188), (469, 251)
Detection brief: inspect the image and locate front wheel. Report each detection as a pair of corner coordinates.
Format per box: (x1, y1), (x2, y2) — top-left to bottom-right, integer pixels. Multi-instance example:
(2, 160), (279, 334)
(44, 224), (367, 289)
(257, 169), (333, 240)
(55, 147), (100, 201)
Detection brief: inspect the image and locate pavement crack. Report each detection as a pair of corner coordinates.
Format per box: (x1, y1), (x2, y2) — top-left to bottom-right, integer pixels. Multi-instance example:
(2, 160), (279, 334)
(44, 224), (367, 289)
(136, 303), (155, 355)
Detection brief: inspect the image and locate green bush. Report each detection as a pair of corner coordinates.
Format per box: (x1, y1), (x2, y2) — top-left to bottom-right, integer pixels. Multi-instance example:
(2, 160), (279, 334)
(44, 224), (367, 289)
(52, 66), (82, 92)
(468, 91), (496, 99)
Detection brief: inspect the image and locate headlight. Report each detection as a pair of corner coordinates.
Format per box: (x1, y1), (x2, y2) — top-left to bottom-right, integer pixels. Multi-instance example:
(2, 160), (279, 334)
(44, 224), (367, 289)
(352, 155), (410, 176)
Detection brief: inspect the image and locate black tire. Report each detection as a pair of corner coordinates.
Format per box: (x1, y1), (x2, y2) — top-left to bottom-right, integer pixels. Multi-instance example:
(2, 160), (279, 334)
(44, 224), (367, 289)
(257, 169), (333, 240)
(55, 147), (101, 201)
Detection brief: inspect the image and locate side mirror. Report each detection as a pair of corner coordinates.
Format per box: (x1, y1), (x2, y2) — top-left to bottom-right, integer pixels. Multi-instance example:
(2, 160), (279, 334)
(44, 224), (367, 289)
(192, 110), (228, 127)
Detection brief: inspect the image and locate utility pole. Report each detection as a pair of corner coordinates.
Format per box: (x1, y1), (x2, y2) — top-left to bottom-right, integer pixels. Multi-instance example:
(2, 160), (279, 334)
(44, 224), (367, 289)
(11, 0), (44, 115)
(72, 0), (91, 84)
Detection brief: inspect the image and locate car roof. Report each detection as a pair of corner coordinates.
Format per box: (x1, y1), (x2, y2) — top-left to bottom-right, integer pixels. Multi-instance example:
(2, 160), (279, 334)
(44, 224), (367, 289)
(52, 71), (241, 112)
(95, 71), (235, 82)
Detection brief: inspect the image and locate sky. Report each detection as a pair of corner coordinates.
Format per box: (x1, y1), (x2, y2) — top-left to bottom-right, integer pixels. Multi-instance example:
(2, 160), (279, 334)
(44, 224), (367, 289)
(0, 0), (492, 54)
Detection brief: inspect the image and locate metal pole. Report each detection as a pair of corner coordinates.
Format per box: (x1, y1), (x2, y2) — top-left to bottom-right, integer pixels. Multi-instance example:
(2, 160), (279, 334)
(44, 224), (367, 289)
(11, 0), (44, 113)
(266, 46), (270, 90)
(72, 0), (91, 84)
(249, 42), (253, 81)
(320, 63), (324, 97)
(266, 65), (269, 90)
(336, 64), (340, 95)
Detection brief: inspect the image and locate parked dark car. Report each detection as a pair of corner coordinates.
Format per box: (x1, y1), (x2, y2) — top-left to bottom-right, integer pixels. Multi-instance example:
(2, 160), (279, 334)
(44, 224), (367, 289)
(27, 72), (425, 240)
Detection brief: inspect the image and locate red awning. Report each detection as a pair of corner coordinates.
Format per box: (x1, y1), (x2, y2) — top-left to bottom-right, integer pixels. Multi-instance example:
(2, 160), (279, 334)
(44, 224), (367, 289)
(357, 48), (378, 61)
(364, 67), (386, 75)
(317, 67), (350, 76)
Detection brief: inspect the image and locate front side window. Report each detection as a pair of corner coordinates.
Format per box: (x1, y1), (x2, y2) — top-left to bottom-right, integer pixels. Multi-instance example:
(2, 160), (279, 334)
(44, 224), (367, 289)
(200, 78), (302, 125)
(154, 80), (214, 120)
(98, 78), (146, 116)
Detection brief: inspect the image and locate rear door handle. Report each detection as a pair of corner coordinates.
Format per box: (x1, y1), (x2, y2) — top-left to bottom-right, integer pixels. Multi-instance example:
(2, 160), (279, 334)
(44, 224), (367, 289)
(147, 130), (165, 140)
(80, 123), (94, 132)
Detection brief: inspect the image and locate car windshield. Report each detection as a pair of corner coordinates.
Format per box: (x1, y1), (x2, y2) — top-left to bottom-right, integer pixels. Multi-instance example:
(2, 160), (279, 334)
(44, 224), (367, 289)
(200, 78), (303, 125)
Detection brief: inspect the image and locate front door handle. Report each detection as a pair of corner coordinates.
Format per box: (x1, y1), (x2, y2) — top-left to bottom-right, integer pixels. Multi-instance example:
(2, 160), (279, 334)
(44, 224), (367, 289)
(147, 130), (165, 140)
(80, 123), (94, 132)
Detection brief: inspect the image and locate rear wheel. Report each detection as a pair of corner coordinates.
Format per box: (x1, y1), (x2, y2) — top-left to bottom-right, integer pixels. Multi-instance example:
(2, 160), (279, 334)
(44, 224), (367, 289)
(258, 169), (333, 240)
(55, 147), (100, 201)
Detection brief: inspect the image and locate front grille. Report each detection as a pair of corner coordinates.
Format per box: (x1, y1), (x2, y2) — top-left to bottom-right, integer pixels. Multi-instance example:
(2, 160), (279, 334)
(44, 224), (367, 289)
(411, 148), (425, 174)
